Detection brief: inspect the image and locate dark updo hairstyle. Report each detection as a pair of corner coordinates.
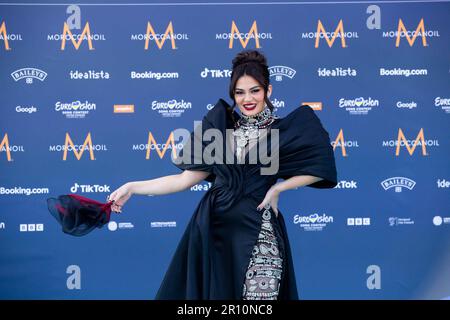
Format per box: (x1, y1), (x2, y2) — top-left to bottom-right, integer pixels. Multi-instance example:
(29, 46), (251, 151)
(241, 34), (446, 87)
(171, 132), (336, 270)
(228, 50), (274, 124)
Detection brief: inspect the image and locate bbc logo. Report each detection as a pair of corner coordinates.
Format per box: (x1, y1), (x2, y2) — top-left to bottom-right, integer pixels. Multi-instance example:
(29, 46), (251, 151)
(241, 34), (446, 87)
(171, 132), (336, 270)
(19, 224), (44, 232)
(347, 218), (371, 226)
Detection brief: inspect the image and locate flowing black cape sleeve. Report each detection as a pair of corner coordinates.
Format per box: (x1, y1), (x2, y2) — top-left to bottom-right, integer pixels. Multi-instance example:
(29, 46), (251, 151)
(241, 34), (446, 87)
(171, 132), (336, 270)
(274, 105), (337, 188)
(171, 99), (234, 183)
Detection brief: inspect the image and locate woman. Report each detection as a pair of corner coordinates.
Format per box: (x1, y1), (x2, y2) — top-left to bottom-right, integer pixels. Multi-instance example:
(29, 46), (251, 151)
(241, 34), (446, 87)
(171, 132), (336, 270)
(108, 50), (337, 300)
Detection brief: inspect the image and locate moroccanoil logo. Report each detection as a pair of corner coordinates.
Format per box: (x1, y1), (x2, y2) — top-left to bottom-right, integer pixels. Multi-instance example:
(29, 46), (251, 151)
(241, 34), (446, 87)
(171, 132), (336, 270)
(0, 134), (25, 161)
(216, 21), (272, 49)
(382, 18), (440, 47)
(132, 132), (182, 159)
(331, 129), (359, 157)
(382, 128), (440, 156)
(48, 132), (107, 160)
(47, 22), (106, 50)
(301, 20), (358, 48)
(1, 134), (12, 161)
(0, 21), (23, 50)
(62, 22), (95, 50)
(130, 21), (189, 49)
(0, 22), (10, 50)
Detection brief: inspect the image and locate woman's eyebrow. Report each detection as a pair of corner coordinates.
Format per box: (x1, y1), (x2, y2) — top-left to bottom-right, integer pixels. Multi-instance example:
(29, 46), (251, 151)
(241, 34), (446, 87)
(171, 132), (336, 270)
(235, 86), (261, 91)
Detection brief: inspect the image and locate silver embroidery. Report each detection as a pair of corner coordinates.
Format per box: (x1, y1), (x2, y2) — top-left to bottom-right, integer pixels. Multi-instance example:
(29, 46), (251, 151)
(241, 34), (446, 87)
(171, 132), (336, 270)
(242, 206), (283, 300)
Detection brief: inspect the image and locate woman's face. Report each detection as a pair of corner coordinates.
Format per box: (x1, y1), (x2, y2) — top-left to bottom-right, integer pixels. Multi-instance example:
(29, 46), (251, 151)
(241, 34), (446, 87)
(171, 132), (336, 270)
(234, 75), (272, 117)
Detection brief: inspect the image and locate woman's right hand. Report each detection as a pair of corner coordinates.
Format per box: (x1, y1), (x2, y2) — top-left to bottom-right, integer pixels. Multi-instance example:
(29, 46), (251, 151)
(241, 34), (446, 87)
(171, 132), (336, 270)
(108, 182), (133, 213)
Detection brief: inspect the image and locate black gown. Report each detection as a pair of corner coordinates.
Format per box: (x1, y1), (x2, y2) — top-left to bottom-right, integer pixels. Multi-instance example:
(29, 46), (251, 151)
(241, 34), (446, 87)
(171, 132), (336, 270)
(155, 99), (337, 300)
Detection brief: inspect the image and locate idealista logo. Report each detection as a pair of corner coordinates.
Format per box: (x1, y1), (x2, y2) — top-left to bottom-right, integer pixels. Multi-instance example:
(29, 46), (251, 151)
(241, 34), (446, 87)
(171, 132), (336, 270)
(382, 18), (440, 47)
(269, 66), (296, 82)
(55, 100), (96, 119)
(11, 68), (47, 84)
(0, 21), (23, 50)
(381, 177), (416, 193)
(382, 128), (439, 156)
(132, 132), (182, 160)
(69, 70), (110, 80)
(339, 97), (379, 115)
(332, 129), (359, 157)
(301, 19), (358, 48)
(318, 67), (357, 77)
(437, 179), (450, 189)
(293, 213), (334, 231)
(0, 133), (25, 162)
(130, 21), (189, 49)
(216, 21), (272, 49)
(435, 97), (450, 114)
(191, 182), (212, 192)
(48, 132), (107, 160)
(151, 99), (192, 118)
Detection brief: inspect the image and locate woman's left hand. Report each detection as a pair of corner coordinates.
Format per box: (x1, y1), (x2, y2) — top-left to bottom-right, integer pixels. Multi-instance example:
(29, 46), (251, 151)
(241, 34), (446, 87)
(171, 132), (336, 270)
(257, 185), (280, 217)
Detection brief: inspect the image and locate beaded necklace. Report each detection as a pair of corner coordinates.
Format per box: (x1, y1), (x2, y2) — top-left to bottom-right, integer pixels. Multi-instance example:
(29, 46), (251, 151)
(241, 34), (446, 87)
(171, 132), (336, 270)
(232, 106), (278, 159)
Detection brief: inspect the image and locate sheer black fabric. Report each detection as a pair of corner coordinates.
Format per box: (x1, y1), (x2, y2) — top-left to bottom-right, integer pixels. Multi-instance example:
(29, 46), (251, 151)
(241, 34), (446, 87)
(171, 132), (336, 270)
(47, 194), (112, 237)
(155, 99), (337, 300)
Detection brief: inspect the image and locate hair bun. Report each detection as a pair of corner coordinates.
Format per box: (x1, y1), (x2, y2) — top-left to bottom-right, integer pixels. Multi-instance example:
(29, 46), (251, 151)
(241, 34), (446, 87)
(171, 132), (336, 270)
(232, 50), (268, 69)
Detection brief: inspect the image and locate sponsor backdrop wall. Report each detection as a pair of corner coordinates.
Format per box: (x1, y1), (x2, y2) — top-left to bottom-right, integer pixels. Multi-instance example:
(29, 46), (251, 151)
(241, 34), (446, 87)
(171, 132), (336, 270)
(0, 0), (449, 299)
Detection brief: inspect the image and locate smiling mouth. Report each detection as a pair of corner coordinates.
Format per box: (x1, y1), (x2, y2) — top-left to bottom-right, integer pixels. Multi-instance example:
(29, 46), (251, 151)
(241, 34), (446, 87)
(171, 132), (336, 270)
(243, 103), (257, 111)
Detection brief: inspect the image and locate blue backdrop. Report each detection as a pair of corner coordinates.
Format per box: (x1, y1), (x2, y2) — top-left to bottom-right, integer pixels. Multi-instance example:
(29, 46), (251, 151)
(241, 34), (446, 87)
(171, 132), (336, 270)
(0, 0), (449, 299)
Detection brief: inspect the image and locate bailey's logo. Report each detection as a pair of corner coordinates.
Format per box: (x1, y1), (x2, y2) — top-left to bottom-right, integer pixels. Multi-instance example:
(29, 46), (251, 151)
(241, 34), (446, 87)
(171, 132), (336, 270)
(268, 66), (296, 81)
(381, 177), (416, 192)
(11, 68), (47, 84)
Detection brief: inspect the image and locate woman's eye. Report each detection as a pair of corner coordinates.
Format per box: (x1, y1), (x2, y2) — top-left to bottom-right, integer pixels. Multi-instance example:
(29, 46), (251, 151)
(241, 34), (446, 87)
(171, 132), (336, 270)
(251, 89), (260, 94)
(235, 92), (243, 95)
